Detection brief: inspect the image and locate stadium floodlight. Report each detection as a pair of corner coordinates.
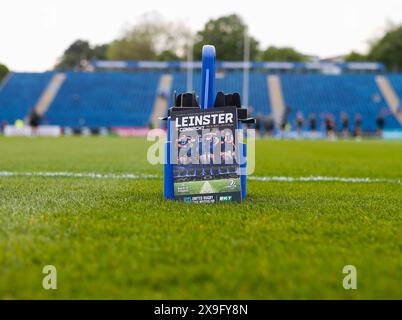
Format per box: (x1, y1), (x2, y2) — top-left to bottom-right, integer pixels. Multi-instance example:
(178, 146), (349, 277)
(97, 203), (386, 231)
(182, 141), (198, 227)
(243, 25), (250, 109)
(186, 38), (193, 93)
(162, 45), (255, 203)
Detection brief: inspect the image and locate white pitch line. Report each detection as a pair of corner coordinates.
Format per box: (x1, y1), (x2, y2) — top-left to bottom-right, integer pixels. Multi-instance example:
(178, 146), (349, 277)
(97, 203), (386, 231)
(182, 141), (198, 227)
(248, 176), (402, 185)
(0, 171), (400, 185)
(0, 171), (158, 180)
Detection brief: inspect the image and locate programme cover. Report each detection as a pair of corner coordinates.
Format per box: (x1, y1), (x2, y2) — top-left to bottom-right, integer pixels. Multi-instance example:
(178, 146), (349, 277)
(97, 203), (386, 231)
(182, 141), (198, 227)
(171, 106), (241, 203)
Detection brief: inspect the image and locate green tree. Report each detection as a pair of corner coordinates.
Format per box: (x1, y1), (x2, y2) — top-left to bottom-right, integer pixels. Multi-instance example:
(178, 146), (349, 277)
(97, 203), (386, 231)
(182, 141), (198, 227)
(368, 24), (402, 71)
(56, 40), (109, 70)
(0, 63), (9, 82)
(107, 13), (192, 61)
(91, 44), (109, 60)
(344, 51), (369, 62)
(260, 46), (306, 62)
(193, 14), (259, 61)
(56, 40), (91, 70)
(107, 30), (157, 60)
(157, 50), (180, 61)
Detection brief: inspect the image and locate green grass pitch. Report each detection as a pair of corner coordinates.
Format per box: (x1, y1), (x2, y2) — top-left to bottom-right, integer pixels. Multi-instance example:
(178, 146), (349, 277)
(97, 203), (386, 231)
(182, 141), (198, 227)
(0, 137), (401, 299)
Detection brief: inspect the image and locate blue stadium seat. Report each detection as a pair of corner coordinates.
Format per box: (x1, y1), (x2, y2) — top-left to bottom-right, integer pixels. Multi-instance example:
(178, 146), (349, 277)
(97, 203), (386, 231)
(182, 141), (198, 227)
(46, 71), (162, 127)
(280, 74), (400, 132)
(1, 70), (401, 131)
(388, 74), (402, 104)
(169, 71), (270, 116)
(0, 72), (54, 123)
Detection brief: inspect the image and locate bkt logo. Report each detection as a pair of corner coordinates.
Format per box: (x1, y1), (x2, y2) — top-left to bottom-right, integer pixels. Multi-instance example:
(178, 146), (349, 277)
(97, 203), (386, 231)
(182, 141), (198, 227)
(184, 197), (193, 203)
(220, 196), (232, 201)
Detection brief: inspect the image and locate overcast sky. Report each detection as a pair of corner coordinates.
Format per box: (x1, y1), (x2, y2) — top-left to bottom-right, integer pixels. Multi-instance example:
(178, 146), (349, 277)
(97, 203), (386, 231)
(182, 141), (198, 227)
(1, 0), (401, 71)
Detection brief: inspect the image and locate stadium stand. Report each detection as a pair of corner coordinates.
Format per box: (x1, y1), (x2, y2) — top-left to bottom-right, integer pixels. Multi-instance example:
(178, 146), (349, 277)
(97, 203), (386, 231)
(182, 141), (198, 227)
(280, 74), (401, 132)
(45, 71), (161, 127)
(386, 75), (402, 120)
(267, 75), (286, 126)
(1, 68), (401, 132)
(34, 73), (66, 116)
(387, 74), (402, 99)
(150, 74), (173, 128)
(170, 71), (270, 115)
(0, 72), (54, 123)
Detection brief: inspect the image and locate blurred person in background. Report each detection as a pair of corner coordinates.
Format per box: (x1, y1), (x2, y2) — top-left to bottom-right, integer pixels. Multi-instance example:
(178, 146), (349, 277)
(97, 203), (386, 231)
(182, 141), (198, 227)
(341, 112), (349, 138)
(376, 111), (385, 137)
(280, 106), (292, 138)
(325, 114), (336, 140)
(1, 120), (8, 134)
(282, 106), (292, 129)
(27, 108), (42, 135)
(255, 113), (263, 137)
(264, 114), (275, 137)
(354, 113), (362, 139)
(309, 113), (317, 137)
(15, 119), (24, 128)
(295, 112), (304, 137)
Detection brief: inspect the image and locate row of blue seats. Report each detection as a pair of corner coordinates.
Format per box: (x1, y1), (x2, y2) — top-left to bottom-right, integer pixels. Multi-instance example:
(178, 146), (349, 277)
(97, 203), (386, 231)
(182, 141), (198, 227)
(0, 72), (54, 123)
(170, 71), (270, 115)
(280, 74), (400, 131)
(0, 71), (401, 130)
(46, 72), (161, 127)
(173, 72), (401, 131)
(388, 74), (402, 104)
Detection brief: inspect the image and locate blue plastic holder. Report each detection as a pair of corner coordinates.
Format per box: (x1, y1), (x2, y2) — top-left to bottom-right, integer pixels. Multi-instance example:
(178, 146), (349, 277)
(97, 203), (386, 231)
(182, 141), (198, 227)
(200, 45), (216, 109)
(164, 45), (248, 201)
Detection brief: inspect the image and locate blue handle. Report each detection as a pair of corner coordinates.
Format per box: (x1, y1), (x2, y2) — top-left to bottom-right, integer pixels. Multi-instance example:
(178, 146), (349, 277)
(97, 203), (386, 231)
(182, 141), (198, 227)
(201, 45), (216, 109)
